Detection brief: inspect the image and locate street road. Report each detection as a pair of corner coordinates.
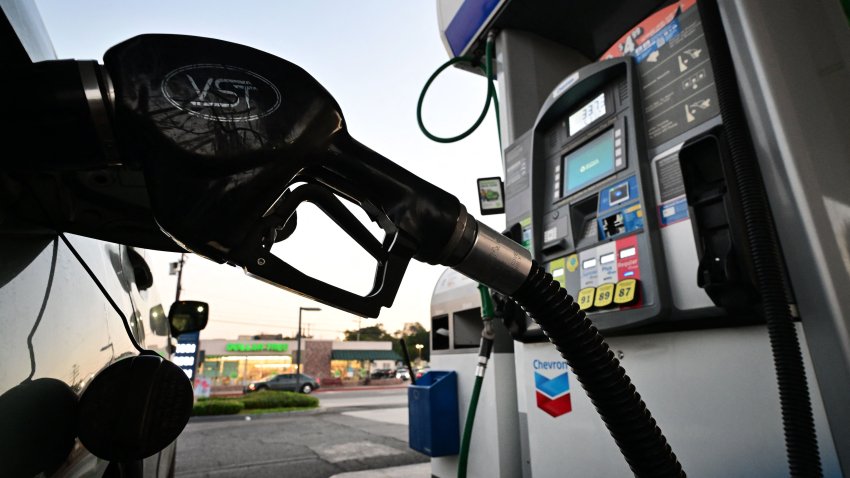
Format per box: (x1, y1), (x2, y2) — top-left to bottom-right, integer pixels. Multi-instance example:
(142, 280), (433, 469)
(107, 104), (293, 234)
(175, 387), (428, 478)
(317, 387), (409, 410)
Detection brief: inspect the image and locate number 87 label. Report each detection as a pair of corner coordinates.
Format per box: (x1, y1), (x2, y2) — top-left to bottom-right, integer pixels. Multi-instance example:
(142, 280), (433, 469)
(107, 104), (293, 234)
(614, 279), (638, 305)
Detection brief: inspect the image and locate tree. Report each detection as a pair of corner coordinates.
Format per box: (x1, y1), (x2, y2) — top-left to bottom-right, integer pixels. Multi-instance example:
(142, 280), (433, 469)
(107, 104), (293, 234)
(343, 322), (430, 364)
(343, 324), (393, 342)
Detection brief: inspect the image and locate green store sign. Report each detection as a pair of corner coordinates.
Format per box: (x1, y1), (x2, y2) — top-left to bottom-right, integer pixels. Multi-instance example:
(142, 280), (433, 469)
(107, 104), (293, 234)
(226, 343), (289, 353)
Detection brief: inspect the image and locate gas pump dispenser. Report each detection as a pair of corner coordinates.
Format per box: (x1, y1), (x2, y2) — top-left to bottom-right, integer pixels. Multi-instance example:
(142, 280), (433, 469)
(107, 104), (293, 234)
(529, 57), (668, 331)
(430, 0), (848, 476)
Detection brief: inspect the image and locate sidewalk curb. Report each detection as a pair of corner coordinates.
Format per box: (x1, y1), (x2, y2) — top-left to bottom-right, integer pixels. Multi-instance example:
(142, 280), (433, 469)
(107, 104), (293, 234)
(188, 401), (411, 423)
(315, 384), (410, 393)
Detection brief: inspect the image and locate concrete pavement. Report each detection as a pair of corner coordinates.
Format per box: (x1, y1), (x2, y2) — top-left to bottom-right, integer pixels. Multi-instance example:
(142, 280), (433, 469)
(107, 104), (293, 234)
(342, 407), (408, 426)
(176, 388), (428, 478)
(328, 463), (430, 478)
(317, 388), (409, 409)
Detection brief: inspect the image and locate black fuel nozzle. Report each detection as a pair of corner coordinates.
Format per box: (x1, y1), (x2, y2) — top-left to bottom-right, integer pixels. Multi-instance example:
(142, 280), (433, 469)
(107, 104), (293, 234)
(100, 34), (532, 317)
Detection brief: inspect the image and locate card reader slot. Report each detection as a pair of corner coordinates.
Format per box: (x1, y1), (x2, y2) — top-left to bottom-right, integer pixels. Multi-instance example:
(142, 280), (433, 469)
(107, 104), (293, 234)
(570, 193), (599, 249)
(602, 212), (625, 238)
(541, 238), (568, 254)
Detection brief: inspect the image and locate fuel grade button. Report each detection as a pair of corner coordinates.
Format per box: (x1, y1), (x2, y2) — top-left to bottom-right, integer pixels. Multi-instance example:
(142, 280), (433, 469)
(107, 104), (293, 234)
(594, 283), (615, 308)
(614, 279), (639, 305)
(577, 287), (596, 310)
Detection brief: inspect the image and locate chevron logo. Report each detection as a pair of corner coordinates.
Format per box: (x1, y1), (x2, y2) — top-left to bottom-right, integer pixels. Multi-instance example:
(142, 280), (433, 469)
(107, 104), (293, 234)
(533, 360), (572, 417)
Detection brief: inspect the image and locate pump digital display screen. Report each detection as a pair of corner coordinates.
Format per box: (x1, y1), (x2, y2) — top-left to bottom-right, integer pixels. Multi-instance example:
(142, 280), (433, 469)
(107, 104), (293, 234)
(569, 93), (606, 135)
(562, 128), (616, 196)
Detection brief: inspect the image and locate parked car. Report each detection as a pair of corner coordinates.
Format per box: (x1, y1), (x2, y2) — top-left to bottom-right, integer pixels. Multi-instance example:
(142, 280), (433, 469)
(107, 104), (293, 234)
(396, 367), (411, 381)
(369, 369), (396, 379)
(246, 373), (320, 394)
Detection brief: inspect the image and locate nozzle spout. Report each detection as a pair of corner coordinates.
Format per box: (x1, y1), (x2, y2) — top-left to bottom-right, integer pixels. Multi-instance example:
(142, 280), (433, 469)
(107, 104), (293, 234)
(451, 221), (533, 296)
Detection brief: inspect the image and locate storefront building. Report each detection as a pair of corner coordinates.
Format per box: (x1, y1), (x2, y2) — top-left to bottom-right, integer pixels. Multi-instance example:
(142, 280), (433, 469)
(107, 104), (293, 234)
(198, 336), (401, 386)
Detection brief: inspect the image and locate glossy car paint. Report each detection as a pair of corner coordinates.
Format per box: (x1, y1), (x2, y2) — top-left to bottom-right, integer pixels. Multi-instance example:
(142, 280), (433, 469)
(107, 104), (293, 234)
(247, 374), (320, 393)
(1, 4), (181, 474)
(0, 234), (176, 477)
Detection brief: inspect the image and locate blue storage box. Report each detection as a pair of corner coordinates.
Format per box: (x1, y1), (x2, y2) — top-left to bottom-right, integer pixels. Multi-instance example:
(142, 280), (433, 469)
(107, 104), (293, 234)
(408, 370), (459, 456)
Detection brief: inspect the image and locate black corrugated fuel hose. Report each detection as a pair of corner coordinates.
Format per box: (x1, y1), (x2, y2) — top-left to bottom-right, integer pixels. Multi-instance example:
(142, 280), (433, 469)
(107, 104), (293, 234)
(698, 1), (822, 475)
(511, 262), (685, 478)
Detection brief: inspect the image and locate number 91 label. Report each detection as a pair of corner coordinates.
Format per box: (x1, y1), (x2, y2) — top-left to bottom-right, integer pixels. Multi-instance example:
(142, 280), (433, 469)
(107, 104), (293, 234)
(577, 288), (596, 310)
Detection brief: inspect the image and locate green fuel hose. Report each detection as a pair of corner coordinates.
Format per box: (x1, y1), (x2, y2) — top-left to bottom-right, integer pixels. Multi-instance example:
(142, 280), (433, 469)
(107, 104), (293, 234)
(417, 33), (501, 148)
(457, 285), (497, 478)
(458, 375), (484, 478)
(417, 35), (502, 478)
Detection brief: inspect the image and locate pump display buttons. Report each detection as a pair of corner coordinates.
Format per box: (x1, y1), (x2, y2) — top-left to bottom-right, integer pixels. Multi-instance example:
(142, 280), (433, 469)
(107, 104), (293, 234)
(614, 279), (639, 305)
(614, 128), (624, 167)
(609, 182), (630, 206)
(593, 283), (615, 308)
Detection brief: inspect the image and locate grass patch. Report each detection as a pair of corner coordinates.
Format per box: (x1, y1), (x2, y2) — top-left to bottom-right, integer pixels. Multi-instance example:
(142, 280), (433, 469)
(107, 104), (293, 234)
(192, 399), (244, 416)
(240, 390), (319, 410)
(192, 390), (319, 416)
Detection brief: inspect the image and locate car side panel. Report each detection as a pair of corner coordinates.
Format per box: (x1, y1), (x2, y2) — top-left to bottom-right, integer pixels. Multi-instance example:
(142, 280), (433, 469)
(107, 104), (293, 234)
(117, 247), (174, 478)
(277, 374), (294, 391)
(0, 234), (176, 477)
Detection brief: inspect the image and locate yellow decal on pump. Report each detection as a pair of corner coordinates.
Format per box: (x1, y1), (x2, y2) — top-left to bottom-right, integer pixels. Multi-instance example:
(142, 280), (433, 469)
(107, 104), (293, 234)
(577, 287), (596, 310)
(614, 279), (639, 305)
(566, 254), (579, 272)
(594, 283), (615, 308)
(549, 257), (566, 287)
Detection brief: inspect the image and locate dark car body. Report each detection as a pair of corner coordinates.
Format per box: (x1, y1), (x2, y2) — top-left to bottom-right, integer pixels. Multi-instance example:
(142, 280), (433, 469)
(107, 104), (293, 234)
(370, 369), (396, 379)
(0, 8), (183, 477)
(0, 236), (178, 477)
(245, 374), (320, 394)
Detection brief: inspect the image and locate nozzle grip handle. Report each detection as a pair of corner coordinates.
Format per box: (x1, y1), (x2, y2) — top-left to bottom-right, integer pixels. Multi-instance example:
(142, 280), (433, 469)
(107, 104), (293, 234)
(231, 184), (415, 317)
(315, 135), (465, 265)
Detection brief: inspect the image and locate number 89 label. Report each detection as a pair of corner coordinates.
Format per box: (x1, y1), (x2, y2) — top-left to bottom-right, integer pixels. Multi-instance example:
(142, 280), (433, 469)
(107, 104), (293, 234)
(594, 283), (616, 308)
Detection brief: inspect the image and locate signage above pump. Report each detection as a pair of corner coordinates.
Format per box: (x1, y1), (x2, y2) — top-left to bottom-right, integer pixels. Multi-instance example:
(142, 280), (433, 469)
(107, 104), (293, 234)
(226, 342), (289, 353)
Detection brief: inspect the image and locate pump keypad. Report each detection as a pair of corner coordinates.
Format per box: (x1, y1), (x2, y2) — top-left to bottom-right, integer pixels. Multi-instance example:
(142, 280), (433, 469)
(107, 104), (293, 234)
(594, 283), (616, 308)
(614, 279), (638, 305)
(577, 287), (596, 310)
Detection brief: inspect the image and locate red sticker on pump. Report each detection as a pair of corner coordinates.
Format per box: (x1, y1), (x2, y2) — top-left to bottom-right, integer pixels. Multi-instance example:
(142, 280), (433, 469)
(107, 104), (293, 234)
(616, 236), (643, 308)
(599, 0), (698, 60)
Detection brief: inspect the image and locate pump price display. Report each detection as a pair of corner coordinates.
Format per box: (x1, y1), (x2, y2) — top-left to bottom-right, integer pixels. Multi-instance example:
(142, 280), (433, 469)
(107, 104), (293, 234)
(569, 93), (606, 136)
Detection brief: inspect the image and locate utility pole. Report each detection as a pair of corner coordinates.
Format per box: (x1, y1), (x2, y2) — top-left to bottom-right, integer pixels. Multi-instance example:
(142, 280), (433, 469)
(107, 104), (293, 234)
(357, 317), (361, 341)
(172, 253), (186, 302)
(169, 253), (188, 359)
(296, 307), (320, 392)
